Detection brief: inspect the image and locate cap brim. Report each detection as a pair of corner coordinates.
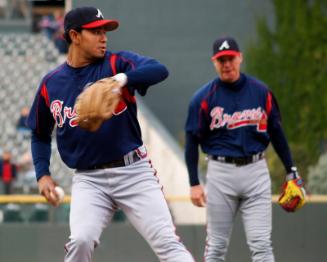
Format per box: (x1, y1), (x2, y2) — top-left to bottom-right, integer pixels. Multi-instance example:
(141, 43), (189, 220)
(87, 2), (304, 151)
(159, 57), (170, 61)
(82, 19), (119, 31)
(211, 50), (240, 60)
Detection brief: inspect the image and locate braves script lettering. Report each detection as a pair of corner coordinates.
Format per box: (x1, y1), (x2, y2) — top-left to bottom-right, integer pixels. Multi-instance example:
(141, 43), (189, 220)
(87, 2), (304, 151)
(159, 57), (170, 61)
(210, 106), (267, 132)
(50, 100), (78, 128)
(50, 99), (126, 128)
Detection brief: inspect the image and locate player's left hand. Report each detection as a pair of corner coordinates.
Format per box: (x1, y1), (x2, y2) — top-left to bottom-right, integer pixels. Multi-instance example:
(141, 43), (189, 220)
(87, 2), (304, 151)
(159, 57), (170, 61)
(190, 185), (206, 207)
(278, 167), (306, 212)
(38, 175), (59, 207)
(75, 78), (122, 132)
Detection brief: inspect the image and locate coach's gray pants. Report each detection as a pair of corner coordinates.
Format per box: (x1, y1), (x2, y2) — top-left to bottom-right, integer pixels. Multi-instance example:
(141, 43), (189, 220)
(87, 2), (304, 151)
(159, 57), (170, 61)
(64, 158), (194, 262)
(204, 159), (275, 262)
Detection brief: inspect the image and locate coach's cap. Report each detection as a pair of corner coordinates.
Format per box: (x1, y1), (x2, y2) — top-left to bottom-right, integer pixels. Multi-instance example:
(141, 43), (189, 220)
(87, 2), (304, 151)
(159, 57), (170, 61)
(212, 37), (241, 60)
(64, 6), (119, 33)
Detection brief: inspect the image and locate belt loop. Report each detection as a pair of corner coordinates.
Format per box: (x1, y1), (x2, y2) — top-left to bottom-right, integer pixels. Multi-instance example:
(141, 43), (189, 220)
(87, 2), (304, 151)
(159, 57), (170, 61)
(123, 154), (130, 165)
(135, 145), (147, 159)
(124, 146), (145, 166)
(218, 156), (225, 161)
(128, 151), (134, 164)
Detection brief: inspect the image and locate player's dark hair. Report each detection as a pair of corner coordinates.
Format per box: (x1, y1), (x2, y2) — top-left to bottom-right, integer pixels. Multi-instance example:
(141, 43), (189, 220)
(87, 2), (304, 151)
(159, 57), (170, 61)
(64, 28), (82, 44)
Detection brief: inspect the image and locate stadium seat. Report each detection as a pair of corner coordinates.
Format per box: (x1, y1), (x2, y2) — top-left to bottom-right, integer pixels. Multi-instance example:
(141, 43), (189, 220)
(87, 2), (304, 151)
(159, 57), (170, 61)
(0, 33), (73, 195)
(28, 203), (49, 223)
(3, 203), (24, 223)
(113, 209), (126, 222)
(54, 204), (70, 223)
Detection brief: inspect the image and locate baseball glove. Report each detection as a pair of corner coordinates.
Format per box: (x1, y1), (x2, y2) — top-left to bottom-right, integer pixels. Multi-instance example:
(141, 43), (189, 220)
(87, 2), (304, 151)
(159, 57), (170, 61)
(75, 78), (122, 132)
(278, 176), (306, 212)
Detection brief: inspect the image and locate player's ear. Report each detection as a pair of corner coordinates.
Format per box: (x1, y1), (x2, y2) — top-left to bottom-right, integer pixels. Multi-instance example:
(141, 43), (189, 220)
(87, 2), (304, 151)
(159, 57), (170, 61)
(212, 59), (219, 68)
(69, 29), (81, 44)
(212, 59), (220, 76)
(238, 53), (243, 63)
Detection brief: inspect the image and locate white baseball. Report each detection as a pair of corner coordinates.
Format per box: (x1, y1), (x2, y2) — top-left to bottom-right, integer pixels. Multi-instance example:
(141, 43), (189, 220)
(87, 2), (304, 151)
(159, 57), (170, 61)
(51, 186), (65, 203)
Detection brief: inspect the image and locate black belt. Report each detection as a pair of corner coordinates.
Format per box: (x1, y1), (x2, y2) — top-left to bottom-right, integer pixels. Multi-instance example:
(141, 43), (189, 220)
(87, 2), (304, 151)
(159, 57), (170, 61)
(87, 151), (142, 170)
(209, 153), (264, 166)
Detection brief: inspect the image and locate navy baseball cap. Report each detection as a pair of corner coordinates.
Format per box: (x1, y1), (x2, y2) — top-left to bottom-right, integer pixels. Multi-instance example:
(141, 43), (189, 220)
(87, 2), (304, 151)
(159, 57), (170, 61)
(212, 37), (240, 60)
(64, 6), (119, 33)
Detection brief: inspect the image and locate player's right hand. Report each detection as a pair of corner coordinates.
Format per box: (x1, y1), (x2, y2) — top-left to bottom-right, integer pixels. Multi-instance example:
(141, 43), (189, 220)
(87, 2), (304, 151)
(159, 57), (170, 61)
(37, 175), (59, 207)
(190, 185), (206, 207)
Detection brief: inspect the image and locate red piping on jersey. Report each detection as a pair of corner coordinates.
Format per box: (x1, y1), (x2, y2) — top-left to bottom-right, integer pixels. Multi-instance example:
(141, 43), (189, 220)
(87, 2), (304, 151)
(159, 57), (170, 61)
(110, 54), (118, 75)
(266, 92), (272, 116)
(40, 84), (50, 107)
(198, 83), (219, 132)
(200, 101), (209, 113)
(119, 55), (136, 70)
(39, 64), (65, 108)
(122, 87), (136, 103)
(110, 54), (136, 104)
(36, 83), (50, 134)
(198, 101), (208, 135)
(36, 64), (65, 134)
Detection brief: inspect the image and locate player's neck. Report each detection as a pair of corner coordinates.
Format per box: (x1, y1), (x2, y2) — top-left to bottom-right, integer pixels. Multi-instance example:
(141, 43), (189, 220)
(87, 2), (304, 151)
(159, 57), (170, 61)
(67, 48), (92, 68)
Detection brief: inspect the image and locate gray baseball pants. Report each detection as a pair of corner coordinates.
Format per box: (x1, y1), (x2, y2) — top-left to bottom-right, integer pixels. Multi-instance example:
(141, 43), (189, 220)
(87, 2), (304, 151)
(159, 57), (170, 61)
(64, 158), (194, 262)
(204, 159), (275, 262)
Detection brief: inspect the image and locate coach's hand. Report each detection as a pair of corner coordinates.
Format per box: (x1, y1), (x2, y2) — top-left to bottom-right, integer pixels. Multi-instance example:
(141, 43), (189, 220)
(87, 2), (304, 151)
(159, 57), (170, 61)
(278, 167), (306, 212)
(38, 175), (59, 207)
(190, 185), (206, 207)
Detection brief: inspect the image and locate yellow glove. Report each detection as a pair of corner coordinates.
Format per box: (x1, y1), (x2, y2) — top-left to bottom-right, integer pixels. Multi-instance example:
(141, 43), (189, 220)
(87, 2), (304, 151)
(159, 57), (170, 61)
(278, 168), (306, 212)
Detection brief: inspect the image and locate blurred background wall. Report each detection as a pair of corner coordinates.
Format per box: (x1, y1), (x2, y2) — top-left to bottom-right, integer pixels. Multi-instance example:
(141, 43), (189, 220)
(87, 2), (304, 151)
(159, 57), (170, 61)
(0, 204), (326, 262)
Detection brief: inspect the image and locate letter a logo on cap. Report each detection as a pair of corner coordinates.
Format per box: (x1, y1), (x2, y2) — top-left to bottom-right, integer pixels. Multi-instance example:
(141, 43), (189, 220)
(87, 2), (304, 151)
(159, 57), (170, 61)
(96, 9), (104, 18)
(219, 40), (230, 50)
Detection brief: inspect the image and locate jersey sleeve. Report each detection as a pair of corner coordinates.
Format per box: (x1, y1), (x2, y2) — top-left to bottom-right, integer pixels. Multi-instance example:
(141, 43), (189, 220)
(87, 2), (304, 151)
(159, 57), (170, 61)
(267, 91), (295, 173)
(27, 82), (55, 135)
(185, 90), (210, 137)
(27, 81), (54, 180)
(115, 51), (169, 95)
(185, 132), (201, 186)
(184, 86), (212, 186)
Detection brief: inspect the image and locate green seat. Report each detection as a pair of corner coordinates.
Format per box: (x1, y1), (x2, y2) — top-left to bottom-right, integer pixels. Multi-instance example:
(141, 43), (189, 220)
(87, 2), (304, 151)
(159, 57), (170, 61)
(3, 203), (24, 223)
(113, 209), (126, 222)
(54, 204), (70, 223)
(28, 203), (49, 222)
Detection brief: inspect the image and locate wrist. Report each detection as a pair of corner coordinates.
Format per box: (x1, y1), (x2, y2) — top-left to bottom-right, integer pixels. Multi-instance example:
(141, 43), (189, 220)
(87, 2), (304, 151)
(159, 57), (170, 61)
(190, 178), (200, 187)
(286, 166), (299, 181)
(37, 173), (50, 182)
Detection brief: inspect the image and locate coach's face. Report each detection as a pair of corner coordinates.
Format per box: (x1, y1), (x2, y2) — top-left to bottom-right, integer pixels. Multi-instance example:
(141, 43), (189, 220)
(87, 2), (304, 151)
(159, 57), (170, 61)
(213, 54), (243, 83)
(71, 26), (108, 60)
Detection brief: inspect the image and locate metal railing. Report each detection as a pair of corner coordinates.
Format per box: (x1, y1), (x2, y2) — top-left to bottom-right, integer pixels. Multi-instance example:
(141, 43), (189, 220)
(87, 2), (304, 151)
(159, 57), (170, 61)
(1, 194), (327, 204)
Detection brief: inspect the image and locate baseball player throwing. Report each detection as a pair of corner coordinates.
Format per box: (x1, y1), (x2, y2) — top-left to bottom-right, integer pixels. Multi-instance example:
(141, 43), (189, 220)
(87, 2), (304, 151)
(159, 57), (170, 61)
(184, 36), (306, 261)
(27, 6), (194, 262)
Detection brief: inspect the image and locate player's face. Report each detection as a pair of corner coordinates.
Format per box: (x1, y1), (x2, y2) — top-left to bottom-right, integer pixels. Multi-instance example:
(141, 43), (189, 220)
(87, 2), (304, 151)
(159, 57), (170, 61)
(2, 151), (11, 161)
(78, 27), (108, 59)
(213, 54), (243, 83)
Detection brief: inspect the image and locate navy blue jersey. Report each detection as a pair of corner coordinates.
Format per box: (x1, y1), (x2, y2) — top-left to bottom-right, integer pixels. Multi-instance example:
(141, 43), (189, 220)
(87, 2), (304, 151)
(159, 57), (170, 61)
(185, 73), (275, 157)
(27, 51), (168, 179)
(185, 73), (294, 185)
